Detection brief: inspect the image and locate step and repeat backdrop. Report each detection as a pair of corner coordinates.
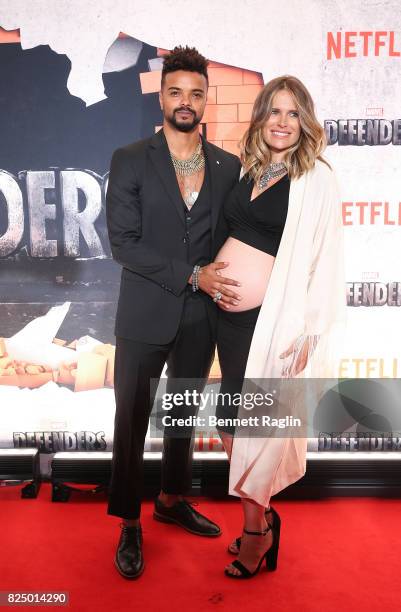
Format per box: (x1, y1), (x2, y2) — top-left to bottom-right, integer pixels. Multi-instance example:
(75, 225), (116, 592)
(0, 1), (400, 475)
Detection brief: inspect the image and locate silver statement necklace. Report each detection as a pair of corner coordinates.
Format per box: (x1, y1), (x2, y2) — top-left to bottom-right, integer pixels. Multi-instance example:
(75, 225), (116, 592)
(170, 141), (205, 175)
(170, 141), (205, 209)
(258, 161), (287, 191)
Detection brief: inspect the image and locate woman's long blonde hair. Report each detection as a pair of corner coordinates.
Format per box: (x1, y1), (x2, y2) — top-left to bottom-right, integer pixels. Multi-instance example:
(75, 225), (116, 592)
(240, 75), (328, 182)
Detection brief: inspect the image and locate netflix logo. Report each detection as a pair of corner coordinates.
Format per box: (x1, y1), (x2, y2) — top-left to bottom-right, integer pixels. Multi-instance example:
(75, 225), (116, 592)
(342, 201), (401, 225)
(339, 358), (399, 378)
(327, 31), (400, 59)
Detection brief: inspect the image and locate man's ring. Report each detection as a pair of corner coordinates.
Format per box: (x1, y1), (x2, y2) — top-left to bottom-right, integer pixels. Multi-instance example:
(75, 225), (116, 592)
(213, 291), (223, 302)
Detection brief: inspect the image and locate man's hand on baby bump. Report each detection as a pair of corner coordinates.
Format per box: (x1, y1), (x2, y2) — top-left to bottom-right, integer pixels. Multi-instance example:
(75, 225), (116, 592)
(198, 262), (242, 308)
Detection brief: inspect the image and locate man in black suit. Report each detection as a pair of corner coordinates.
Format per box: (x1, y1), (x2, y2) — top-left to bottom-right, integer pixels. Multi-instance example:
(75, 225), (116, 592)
(106, 46), (241, 579)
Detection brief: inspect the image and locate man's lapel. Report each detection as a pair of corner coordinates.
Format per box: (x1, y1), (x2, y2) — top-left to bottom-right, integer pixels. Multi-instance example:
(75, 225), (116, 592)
(201, 136), (223, 237)
(148, 129), (225, 233)
(148, 129), (185, 225)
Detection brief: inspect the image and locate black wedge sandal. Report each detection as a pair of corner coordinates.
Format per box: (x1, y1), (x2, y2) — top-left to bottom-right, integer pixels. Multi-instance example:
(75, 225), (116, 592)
(227, 505), (281, 556)
(224, 523), (280, 579)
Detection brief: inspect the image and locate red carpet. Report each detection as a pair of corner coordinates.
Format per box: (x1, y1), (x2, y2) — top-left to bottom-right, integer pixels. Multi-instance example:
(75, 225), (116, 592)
(1, 484), (399, 611)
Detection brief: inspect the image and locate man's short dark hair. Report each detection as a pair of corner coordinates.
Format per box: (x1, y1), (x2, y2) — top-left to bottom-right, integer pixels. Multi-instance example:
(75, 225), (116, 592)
(161, 46), (209, 86)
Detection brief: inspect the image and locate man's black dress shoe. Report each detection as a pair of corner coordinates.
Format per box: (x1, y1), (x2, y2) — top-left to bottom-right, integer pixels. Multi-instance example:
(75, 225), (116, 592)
(153, 498), (221, 537)
(114, 523), (144, 579)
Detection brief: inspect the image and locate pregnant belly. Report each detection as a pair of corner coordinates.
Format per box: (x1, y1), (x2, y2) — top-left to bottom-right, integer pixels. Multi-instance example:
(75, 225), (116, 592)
(214, 237), (275, 312)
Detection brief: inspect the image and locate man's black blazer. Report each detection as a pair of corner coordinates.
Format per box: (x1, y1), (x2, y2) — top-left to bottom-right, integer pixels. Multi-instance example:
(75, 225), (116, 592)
(106, 128), (241, 344)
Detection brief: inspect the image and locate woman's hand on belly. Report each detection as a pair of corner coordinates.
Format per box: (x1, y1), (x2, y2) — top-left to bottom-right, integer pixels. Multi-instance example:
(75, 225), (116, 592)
(197, 261), (243, 306)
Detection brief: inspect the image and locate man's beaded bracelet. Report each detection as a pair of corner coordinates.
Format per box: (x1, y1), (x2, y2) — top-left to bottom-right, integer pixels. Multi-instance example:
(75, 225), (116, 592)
(192, 265), (201, 292)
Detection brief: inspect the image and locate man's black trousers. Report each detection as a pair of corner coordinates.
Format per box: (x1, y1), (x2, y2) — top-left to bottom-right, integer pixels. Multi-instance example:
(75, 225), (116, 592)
(107, 291), (215, 520)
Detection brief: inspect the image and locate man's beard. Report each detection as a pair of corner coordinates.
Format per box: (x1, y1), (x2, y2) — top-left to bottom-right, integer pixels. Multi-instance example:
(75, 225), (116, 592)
(165, 107), (201, 133)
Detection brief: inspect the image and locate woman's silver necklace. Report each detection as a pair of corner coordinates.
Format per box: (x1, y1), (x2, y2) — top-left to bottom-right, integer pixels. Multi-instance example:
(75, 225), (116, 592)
(258, 161), (287, 190)
(170, 141), (205, 209)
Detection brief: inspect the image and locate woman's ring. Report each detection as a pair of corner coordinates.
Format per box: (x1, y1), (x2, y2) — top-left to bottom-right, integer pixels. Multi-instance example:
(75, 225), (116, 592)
(213, 291), (223, 302)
